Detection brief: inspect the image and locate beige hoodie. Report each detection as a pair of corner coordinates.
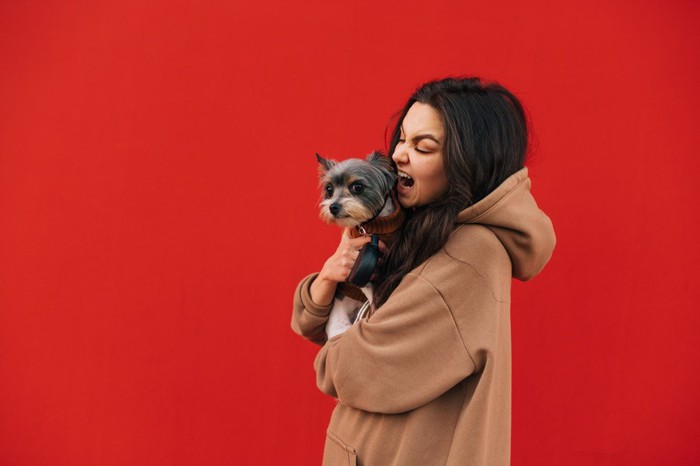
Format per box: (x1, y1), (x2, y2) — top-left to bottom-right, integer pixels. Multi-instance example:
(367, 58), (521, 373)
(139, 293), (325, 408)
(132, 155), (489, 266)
(292, 167), (556, 465)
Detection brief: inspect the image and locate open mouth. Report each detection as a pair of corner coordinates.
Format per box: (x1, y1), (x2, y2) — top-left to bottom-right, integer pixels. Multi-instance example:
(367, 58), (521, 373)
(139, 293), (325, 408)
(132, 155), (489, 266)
(398, 170), (414, 189)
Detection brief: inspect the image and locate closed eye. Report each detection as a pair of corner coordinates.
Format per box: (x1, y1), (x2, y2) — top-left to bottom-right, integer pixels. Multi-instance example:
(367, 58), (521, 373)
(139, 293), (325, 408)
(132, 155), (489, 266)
(398, 137), (431, 154)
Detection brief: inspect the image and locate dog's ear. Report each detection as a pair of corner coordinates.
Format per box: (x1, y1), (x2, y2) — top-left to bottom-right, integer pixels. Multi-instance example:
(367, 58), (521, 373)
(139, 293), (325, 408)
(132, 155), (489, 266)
(316, 153), (336, 172)
(366, 150), (393, 171)
(367, 150), (398, 188)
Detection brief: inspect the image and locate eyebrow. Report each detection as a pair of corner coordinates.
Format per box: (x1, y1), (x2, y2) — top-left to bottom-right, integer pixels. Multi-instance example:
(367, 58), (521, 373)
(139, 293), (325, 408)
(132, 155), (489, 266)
(400, 126), (441, 145)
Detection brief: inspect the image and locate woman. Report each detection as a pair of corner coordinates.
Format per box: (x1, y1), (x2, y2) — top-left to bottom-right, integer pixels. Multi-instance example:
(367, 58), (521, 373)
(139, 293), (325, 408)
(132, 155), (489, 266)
(291, 77), (556, 465)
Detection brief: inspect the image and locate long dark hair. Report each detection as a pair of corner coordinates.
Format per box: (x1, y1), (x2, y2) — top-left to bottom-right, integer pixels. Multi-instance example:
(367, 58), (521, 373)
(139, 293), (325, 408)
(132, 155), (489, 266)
(372, 76), (530, 309)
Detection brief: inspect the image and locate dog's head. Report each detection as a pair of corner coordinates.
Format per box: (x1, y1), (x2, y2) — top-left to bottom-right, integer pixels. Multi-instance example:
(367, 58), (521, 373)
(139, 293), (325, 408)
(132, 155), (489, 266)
(316, 151), (397, 227)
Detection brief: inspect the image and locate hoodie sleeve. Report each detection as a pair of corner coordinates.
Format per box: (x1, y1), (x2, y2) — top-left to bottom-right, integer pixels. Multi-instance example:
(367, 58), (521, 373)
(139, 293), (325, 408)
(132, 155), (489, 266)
(291, 273), (331, 347)
(313, 271), (479, 414)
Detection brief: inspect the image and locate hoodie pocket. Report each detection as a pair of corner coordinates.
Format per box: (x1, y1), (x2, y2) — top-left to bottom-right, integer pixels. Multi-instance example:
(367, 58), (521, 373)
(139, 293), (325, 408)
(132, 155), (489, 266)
(323, 430), (357, 466)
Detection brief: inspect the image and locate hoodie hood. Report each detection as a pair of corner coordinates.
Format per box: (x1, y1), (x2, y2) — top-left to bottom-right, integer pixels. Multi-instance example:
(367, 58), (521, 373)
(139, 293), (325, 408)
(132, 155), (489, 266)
(456, 167), (556, 281)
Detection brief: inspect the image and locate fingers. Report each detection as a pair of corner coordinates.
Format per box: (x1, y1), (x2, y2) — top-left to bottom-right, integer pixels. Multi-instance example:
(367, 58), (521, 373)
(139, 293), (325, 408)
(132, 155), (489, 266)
(348, 234), (372, 245)
(332, 231), (390, 284)
(348, 236), (387, 257)
(341, 228), (370, 246)
(321, 255), (356, 283)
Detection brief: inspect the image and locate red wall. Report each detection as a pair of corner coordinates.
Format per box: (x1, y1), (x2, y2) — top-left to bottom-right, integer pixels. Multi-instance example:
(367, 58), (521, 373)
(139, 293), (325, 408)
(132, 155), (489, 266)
(1, 0), (698, 464)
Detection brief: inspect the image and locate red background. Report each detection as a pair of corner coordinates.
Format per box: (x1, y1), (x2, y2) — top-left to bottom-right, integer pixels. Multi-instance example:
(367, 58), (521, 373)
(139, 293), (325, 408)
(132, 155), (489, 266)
(1, 0), (699, 464)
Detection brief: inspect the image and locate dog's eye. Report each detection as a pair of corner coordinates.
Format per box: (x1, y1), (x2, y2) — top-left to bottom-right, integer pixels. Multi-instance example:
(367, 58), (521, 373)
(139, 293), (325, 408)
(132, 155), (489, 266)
(325, 184), (333, 197)
(350, 182), (364, 194)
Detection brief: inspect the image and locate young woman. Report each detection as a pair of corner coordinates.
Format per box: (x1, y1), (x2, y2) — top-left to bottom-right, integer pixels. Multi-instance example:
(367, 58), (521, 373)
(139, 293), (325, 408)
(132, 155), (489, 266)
(292, 77), (556, 465)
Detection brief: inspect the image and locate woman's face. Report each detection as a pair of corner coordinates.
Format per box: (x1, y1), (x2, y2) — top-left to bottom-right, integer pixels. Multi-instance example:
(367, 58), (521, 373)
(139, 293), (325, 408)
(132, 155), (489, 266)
(392, 102), (449, 208)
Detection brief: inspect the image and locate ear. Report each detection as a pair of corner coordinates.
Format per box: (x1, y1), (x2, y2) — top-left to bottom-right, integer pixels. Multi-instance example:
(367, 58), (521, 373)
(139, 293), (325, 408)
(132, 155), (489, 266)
(316, 153), (336, 172)
(366, 150), (393, 172)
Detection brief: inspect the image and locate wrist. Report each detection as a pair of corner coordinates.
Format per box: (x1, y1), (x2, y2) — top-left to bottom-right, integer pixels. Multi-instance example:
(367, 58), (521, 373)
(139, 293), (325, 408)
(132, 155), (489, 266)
(316, 270), (336, 285)
(310, 273), (337, 307)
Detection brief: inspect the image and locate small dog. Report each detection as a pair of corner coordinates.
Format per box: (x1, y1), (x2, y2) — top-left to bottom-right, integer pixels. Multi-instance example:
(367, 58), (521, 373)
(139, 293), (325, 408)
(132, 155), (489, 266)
(316, 150), (403, 339)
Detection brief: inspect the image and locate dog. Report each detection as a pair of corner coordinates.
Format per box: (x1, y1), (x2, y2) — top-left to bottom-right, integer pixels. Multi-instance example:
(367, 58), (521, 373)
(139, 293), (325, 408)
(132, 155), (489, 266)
(316, 150), (404, 339)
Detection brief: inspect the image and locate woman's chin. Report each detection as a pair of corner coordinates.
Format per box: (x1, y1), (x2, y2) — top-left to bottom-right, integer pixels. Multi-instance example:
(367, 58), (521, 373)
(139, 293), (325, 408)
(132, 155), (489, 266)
(397, 195), (414, 209)
(397, 186), (416, 208)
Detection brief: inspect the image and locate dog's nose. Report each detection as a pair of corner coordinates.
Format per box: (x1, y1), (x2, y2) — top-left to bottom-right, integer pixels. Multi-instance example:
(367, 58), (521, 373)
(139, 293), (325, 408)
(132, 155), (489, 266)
(329, 203), (341, 216)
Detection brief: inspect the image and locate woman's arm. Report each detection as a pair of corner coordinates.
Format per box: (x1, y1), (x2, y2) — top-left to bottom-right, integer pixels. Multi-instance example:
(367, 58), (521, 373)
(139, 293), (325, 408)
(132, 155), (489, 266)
(291, 273), (334, 346)
(313, 261), (497, 414)
(291, 229), (382, 345)
(309, 274), (337, 307)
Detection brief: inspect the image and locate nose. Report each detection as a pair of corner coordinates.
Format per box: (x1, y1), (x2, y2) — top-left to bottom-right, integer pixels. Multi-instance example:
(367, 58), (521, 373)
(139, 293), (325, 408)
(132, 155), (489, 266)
(329, 203), (341, 216)
(392, 145), (408, 165)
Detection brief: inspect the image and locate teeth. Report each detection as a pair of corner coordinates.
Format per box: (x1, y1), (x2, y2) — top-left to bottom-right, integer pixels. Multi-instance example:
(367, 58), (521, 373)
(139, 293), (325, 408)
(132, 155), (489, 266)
(398, 170), (413, 180)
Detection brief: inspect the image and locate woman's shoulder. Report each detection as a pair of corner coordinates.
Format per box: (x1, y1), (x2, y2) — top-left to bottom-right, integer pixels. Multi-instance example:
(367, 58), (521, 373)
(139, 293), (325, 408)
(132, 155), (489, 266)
(411, 224), (511, 297)
(443, 224), (510, 268)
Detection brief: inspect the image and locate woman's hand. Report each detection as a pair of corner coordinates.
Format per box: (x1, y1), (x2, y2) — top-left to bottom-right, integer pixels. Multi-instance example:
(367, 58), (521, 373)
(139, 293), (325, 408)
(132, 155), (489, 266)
(319, 228), (373, 283)
(310, 228), (387, 306)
